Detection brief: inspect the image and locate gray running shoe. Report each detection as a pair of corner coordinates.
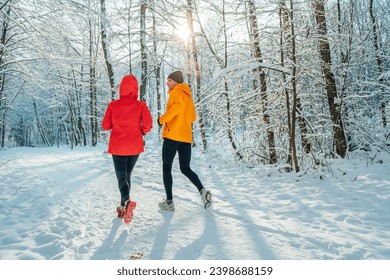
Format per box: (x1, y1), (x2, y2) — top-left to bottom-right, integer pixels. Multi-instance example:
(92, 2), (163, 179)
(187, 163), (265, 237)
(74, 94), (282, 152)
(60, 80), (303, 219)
(158, 199), (175, 211)
(200, 188), (213, 209)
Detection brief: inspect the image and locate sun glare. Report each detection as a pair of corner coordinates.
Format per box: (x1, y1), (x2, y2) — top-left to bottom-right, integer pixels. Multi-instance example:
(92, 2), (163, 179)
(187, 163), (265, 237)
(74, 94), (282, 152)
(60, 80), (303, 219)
(175, 26), (191, 42)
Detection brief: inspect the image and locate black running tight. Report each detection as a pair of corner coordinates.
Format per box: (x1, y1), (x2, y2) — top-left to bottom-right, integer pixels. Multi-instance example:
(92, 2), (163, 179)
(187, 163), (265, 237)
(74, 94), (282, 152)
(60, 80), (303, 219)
(162, 138), (203, 201)
(112, 154), (139, 206)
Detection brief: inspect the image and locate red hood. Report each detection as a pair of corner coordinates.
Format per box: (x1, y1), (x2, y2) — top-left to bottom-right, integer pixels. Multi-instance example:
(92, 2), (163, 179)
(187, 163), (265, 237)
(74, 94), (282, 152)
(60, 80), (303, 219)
(119, 74), (138, 99)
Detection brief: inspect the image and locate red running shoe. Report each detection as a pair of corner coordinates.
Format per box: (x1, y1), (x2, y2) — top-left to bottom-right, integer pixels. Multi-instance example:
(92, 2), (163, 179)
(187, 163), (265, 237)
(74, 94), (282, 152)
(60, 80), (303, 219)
(123, 200), (137, 224)
(116, 206), (125, 218)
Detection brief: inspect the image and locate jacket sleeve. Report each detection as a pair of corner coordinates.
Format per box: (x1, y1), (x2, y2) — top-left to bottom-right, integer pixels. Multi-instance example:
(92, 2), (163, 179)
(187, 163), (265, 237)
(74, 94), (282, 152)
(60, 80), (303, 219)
(159, 92), (183, 124)
(141, 102), (153, 135)
(102, 103), (113, 130)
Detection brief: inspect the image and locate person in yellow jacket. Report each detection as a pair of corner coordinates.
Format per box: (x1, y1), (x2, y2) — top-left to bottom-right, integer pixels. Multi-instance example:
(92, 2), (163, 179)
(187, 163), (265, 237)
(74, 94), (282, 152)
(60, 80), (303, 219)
(157, 70), (212, 211)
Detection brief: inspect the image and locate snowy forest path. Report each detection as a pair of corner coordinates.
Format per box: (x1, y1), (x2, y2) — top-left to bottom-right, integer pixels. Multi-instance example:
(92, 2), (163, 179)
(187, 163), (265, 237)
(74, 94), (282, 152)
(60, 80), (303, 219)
(1, 141), (390, 260)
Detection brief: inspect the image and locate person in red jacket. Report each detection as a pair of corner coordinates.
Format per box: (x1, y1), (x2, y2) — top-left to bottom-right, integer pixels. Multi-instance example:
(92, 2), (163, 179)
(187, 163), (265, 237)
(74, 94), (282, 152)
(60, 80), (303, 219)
(157, 70), (212, 211)
(102, 74), (152, 220)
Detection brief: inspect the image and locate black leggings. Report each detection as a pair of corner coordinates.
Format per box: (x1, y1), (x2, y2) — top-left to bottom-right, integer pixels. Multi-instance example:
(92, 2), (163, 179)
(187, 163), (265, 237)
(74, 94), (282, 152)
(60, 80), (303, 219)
(162, 138), (203, 201)
(112, 154), (139, 206)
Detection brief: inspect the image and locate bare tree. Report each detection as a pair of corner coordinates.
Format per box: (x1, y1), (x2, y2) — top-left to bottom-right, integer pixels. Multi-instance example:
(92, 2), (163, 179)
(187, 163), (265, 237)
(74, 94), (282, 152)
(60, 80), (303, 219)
(0, 0), (12, 11)
(197, 0), (242, 159)
(279, 0), (299, 172)
(187, 0), (207, 150)
(140, 0), (148, 102)
(151, 2), (164, 136)
(100, 0), (116, 100)
(1, 0), (388, 166)
(0, 3), (11, 147)
(369, 0), (387, 128)
(247, 0), (277, 164)
(312, 0), (347, 158)
(88, 13), (99, 147)
(33, 101), (50, 146)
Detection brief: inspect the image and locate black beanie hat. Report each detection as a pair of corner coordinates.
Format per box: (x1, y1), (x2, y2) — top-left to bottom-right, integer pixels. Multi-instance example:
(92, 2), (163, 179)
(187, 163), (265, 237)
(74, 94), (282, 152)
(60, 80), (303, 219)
(167, 71), (184, 83)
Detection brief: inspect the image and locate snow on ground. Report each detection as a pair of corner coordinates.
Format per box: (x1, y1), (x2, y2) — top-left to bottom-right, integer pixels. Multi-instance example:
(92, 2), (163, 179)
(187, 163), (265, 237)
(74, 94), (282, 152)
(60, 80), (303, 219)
(0, 138), (389, 260)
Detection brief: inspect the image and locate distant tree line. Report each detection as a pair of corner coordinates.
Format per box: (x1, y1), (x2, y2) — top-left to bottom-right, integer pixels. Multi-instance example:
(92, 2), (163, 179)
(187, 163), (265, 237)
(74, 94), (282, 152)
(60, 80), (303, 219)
(0, 0), (388, 171)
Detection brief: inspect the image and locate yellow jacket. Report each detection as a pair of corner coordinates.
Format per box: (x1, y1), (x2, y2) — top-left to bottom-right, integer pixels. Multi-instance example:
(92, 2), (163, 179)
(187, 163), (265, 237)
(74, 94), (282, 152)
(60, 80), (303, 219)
(159, 84), (196, 143)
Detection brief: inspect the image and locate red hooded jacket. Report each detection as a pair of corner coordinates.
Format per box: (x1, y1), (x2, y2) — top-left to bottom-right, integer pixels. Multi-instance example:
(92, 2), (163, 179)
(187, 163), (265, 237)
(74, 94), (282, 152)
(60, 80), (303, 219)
(102, 75), (152, 155)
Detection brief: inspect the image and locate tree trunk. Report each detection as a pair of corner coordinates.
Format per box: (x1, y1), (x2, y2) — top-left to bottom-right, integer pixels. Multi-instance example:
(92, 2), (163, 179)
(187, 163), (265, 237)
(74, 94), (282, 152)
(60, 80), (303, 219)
(279, 3), (293, 171)
(0, 75), (5, 147)
(369, 0), (387, 127)
(187, 0), (207, 150)
(100, 0), (116, 101)
(76, 66), (87, 146)
(247, 0), (277, 164)
(289, 0), (310, 156)
(279, 0), (309, 172)
(312, 0), (347, 158)
(152, 7), (163, 137)
(66, 91), (75, 148)
(89, 66), (97, 147)
(221, 0), (241, 160)
(0, 111), (5, 148)
(89, 18), (98, 147)
(140, 1), (148, 102)
(33, 101), (50, 146)
(0, 4), (11, 147)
